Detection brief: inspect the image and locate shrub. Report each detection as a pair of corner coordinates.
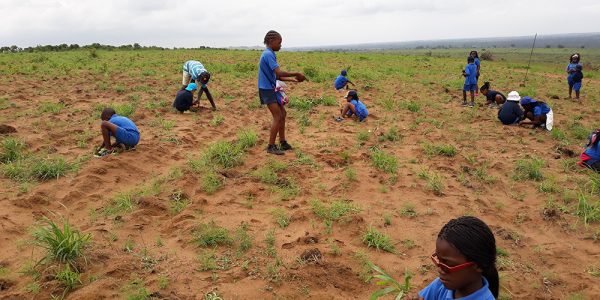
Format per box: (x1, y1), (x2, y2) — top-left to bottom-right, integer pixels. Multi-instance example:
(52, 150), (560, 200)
(480, 51), (494, 61)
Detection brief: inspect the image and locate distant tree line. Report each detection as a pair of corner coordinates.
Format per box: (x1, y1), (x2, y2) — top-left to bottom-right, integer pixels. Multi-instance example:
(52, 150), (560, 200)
(0, 43), (218, 53)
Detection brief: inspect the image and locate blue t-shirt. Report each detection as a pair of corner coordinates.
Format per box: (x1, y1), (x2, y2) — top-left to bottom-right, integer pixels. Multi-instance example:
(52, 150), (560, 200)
(258, 48), (279, 90)
(566, 63), (579, 73)
(585, 142), (600, 163)
(350, 99), (368, 119)
(419, 277), (495, 300)
(109, 114), (139, 133)
(464, 63), (478, 85)
(474, 58), (480, 70)
(334, 75), (349, 90)
(532, 103), (551, 116)
(183, 61), (207, 80)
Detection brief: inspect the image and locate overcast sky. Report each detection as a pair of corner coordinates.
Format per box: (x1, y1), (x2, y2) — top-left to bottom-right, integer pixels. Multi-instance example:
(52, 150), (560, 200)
(2, 0), (599, 48)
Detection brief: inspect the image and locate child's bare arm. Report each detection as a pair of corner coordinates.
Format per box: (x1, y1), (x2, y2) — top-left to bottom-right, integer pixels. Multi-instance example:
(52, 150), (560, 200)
(275, 67), (306, 82)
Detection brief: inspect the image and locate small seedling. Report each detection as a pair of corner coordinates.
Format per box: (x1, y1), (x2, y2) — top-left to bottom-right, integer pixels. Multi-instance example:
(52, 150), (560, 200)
(369, 265), (412, 300)
(194, 221), (232, 247)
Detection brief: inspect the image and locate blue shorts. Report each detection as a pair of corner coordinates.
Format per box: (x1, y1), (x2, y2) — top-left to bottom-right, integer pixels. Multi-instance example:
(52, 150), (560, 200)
(463, 84), (477, 91)
(114, 127), (140, 147)
(567, 74), (574, 86)
(259, 89), (277, 105)
(573, 82), (582, 91)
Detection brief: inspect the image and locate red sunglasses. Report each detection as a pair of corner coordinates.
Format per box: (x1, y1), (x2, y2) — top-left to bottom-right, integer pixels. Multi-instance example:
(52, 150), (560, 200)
(431, 253), (475, 273)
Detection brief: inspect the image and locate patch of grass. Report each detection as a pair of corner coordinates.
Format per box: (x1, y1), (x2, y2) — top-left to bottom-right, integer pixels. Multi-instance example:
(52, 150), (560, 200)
(345, 167), (357, 182)
(193, 221), (233, 247)
(123, 278), (151, 300)
(39, 101), (65, 114)
(197, 249), (218, 271)
(418, 169), (444, 196)
(209, 114), (225, 126)
(169, 190), (189, 214)
(310, 199), (361, 223)
(575, 191), (600, 226)
(370, 148), (398, 174)
(158, 275), (169, 289)
(104, 191), (137, 215)
(202, 170), (223, 194)
(378, 126), (402, 142)
(399, 203), (418, 218)
(362, 226), (396, 253)
(354, 250), (373, 282)
(32, 217), (91, 268)
(189, 140), (243, 171)
(357, 131), (370, 143)
(56, 264), (82, 296)
(236, 129), (258, 150)
(423, 143), (457, 157)
(264, 228), (277, 257)
(114, 102), (135, 117)
(270, 208), (291, 228)
(30, 156), (71, 180)
(513, 157), (545, 181)
(401, 100), (421, 112)
(235, 222), (252, 253)
(0, 137), (26, 163)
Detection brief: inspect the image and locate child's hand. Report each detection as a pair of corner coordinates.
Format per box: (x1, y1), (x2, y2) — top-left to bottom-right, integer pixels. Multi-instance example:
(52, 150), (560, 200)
(295, 74), (306, 82)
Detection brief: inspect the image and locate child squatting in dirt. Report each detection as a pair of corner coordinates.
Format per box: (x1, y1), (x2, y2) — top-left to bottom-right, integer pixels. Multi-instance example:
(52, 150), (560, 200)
(95, 107), (140, 157)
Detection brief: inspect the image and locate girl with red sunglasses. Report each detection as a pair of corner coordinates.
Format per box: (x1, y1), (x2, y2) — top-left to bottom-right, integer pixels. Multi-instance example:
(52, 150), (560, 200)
(409, 216), (499, 300)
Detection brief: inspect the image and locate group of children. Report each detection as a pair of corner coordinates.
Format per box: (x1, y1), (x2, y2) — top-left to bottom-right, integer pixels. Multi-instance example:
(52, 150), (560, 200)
(89, 31), (599, 299)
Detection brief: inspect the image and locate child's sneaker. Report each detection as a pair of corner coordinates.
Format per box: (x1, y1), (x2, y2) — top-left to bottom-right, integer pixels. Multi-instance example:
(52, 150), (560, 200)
(267, 144), (284, 155)
(334, 116), (344, 122)
(279, 141), (293, 151)
(469, 102), (475, 107)
(94, 148), (113, 158)
(461, 101), (468, 107)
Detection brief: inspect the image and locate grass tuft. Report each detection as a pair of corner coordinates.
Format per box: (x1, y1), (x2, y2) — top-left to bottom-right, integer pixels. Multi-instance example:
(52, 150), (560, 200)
(362, 226), (396, 253)
(370, 148), (398, 174)
(194, 221), (233, 247)
(32, 217), (91, 267)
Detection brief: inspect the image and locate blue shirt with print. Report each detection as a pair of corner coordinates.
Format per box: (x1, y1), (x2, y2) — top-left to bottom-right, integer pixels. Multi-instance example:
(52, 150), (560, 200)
(474, 58), (480, 69)
(464, 63), (478, 85)
(334, 75), (349, 90)
(533, 103), (551, 116)
(258, 48), (279, 89)
(419, 277), (495, 300)
(183, 61), (207, 80)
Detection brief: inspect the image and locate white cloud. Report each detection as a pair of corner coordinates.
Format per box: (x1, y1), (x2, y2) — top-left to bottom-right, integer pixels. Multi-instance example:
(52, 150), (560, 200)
(0, 0), (598, 47)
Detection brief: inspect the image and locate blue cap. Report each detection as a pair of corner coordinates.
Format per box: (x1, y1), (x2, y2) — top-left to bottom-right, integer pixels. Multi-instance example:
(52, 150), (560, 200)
(185, 83), (197, 91)
(341, 69), (347, 76)
(520, 96), (536, 105)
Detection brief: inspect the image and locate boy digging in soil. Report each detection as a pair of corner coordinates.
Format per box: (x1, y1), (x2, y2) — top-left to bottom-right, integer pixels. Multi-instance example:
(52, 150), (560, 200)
(173, 83), (198, 113)
(182, 60), (216, 110)
(95, 107), (140, 157)
(335, 90), (368, 122)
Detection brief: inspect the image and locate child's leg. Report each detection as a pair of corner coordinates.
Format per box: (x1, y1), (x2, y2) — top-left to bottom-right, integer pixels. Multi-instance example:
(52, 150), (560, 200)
(462, 90), (467, 102)
(203, 87), (216, 110)
(182, 71), (191, 90)
(100, 121), (119, 149)
(341, 103), (351, 117)
(469, 90), (475, 103)
(525, 111), (534, 121)
(278, 105), (287, 142)
(568, 85), (573, 98)
(267, 103), (283, 146)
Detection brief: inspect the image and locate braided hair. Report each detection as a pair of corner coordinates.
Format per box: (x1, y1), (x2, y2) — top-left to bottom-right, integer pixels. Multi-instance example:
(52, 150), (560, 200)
(263, 30), (281, 46)
(480, 81), (490, 92)
(438, 216), (499, 298)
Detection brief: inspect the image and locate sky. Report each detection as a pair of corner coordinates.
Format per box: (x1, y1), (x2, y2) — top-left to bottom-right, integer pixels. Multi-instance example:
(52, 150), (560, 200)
(2, 0), (600, 48)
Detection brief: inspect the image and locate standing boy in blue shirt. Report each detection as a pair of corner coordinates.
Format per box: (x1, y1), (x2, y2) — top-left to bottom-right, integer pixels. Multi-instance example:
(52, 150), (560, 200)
(462, 57), (478, 107)
(334, 69), (354, 91)
(95, 107), (140, 157)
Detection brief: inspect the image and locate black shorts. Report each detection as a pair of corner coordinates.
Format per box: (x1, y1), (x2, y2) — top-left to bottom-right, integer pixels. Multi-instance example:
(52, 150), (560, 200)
(259, 89), (277, 105)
